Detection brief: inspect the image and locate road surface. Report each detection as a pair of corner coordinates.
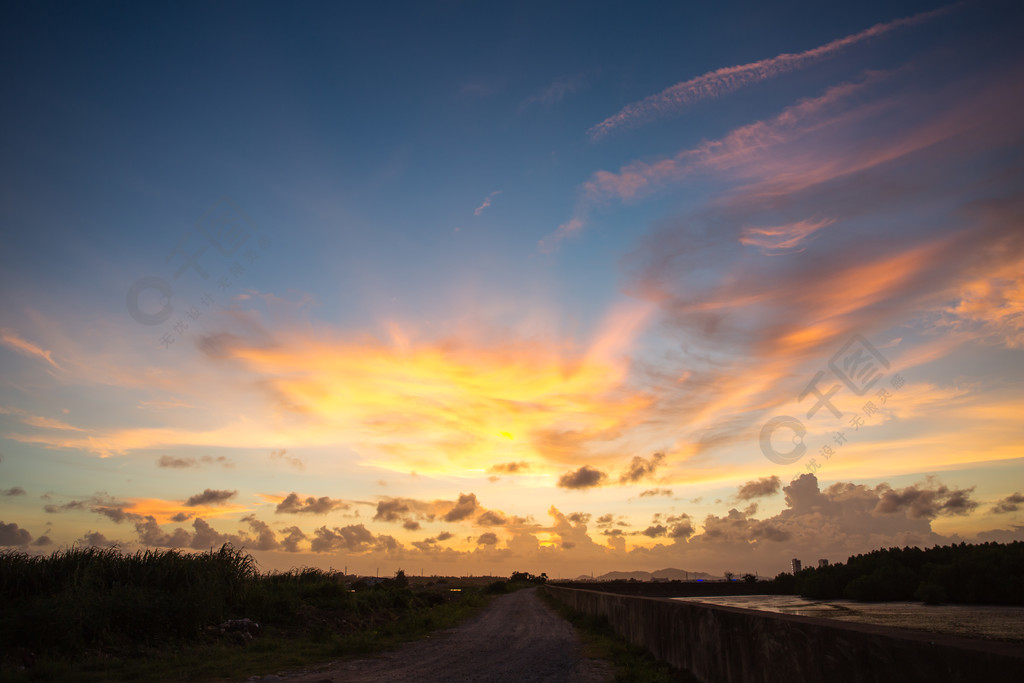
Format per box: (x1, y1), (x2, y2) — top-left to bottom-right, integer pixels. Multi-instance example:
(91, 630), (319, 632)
(273, 587), (613, 682)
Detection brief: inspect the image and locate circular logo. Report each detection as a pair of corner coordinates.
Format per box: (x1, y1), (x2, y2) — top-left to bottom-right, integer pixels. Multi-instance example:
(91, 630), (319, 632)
(759, 415), (807, 465)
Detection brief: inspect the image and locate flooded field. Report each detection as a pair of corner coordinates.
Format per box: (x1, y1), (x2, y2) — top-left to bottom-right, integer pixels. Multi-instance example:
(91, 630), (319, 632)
(673, 595), (1024, 644)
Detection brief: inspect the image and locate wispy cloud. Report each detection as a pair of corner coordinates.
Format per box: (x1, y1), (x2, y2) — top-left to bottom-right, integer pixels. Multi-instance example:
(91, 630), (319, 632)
(520, 73), (589, 110)
(587, 3), (960, 140)
(0, 328), (61, 369)
(474, 190), (502, 216)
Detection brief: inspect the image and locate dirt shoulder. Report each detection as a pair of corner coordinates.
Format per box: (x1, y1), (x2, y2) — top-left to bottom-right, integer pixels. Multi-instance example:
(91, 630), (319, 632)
(270, 587), (613, 683)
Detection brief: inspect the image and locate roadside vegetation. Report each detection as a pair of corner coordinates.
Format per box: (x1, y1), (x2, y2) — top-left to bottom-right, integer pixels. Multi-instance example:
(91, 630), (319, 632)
(766, 541), (1024, 604)
(0, 545), (493, 681)
(538, 588), (697, 683)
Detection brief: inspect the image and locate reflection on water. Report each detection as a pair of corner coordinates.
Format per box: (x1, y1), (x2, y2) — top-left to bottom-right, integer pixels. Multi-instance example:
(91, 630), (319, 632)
(672, 595), (1024, 643)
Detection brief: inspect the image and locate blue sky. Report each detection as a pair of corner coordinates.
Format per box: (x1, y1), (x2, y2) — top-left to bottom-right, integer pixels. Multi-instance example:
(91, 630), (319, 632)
(1, 0), (1022, 576)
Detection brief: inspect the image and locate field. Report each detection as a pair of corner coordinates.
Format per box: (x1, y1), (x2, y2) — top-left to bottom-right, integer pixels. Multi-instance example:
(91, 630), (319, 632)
(0, 545), (498, 681)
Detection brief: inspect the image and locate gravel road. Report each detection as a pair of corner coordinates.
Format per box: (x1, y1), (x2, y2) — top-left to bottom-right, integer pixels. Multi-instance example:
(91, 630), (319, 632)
(275, 587), (613, 683)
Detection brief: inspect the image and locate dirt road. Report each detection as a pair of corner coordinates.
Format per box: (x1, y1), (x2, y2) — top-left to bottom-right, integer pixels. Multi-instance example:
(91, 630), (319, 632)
(276, 587), (613, 682)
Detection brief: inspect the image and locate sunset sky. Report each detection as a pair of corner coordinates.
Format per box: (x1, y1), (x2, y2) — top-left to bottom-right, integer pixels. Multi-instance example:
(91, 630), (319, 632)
(1, 0), (1022, 578)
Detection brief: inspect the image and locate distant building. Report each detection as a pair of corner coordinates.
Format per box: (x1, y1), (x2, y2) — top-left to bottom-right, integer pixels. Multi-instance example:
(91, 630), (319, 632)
(791, 558), (802, 574)
(818, 559), (829, 568)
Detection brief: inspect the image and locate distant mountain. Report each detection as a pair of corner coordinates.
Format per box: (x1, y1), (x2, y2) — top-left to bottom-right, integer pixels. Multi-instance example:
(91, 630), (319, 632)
(573, 568), (720, 581)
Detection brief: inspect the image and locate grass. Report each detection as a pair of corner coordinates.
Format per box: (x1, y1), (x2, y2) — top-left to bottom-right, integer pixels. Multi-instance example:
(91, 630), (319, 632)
(0, 545), (492, 681)
(538, 588), (699, 683)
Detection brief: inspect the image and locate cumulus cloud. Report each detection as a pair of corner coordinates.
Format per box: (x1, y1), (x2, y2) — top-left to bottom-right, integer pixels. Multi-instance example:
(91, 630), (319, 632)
(1, 486), (25, 496)
(558, 465), (607, 489)
(374, 499), (411, 522)
(310, 524), (394, 553)
(477, 510), (507, 526)
(443, 493), (480, 522)
(873, 480), (978, 519)
(281, 526), (307, 552)
(436, 531), (453, 541)
(184, 489), (237, 507)
(0, 522), (32, 546)
(477, 532), (499, 546)
(240, 515), (279, 551)
(620, 453), (666, 483)
(78, 531), (117, 547)
(991, 493), (1024, 514)
(567, 512), (591, 525)
(277, 493), (349, 515)
(736, 476), (782, 501)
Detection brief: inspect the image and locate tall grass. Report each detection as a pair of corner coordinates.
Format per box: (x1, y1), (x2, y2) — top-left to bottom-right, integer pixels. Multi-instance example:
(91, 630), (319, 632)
(1, 545), (258, 652)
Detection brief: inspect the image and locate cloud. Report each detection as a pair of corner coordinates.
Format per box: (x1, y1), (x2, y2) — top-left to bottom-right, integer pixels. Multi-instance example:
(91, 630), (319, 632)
(642, 524), (667, 538)
(443, 493), (480, 522)
(158, 454), (233, 469)
(520, 73), (589, 110)
(638, 488), (673, 498)
(477, 532), (499, 546)
(620, 452), (665, 483)
(281, 526), (307, 552)
(158, 455), (197, 468)
(476, 510), (507, 526)
(78, 531), (117, 547)
(538, 217), (585, 254)
(311, 524), (384, 553)
(1, 487), (26, 496)
(873, 480), (978, 519)
(587, 3), (958, 140)
(31, 535), (53, 547)
(567, 512), (591, 525)
(277, 493), (349, 515)
(436, 531), (453, 541)
(0, 328), (61, 369)
(991, 493), (1024, 514)
(0, 521), (32, 546)
(184, 489), (237, 507)
(240, 515), (279, 551)
(558, 465), (607, 489)
(403, 519), (421, 531)
(736, 476), (782, 501)
(474, 190), (502, 217)
(270, 448), (305, 471)
(488, 461), (530, 475)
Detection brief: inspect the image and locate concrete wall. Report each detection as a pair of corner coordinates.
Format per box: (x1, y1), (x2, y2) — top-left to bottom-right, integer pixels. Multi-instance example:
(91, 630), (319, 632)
(545, 586), (1024, 682)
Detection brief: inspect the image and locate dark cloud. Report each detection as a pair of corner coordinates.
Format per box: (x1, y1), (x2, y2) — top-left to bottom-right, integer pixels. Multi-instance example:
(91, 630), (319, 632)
(991, 492), (1024, 514)
(477, 510), (507, 526)
(436, 531), (453, 541)
(736, 476), (782, 501)
(874, 481), (978, 519)
(639, 488), (673, 497)
(374, 499), (410, 522)
(567, 512), (591, 525)
(595, 514), (615, 528)
(44, 500), (87, 513)
(184, 489), (237, 507)
(158, 454), (233, 469)
(31, 535), (53, 547)
(170, 512), (193, 523)
(403, 519), (421, 531)
(1, 486), (26, 496)
(558, 465), (607, 489)
(489, 461), (530, 474)
(277, 493), (349, 515)
(642, 524), (667, 538)
(443, 493), (480, 522)
(79, 531), (117, 548)
(311, 524), (376, 553)
(620, 452), (665, 483)
(158, 455), (197, 468)
(241, 515), (279, 551)
(281, 526), (306, 552)
(134, 517), (192, 548)
(477, 532), (498, 546)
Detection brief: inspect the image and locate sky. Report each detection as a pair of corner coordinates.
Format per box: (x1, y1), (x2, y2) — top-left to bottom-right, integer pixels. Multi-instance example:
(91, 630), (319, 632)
(1, 0), (1022, 579)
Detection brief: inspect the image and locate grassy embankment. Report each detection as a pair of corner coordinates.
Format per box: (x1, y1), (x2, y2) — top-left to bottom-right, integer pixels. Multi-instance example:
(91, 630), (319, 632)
(0, 545), (498, 681)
